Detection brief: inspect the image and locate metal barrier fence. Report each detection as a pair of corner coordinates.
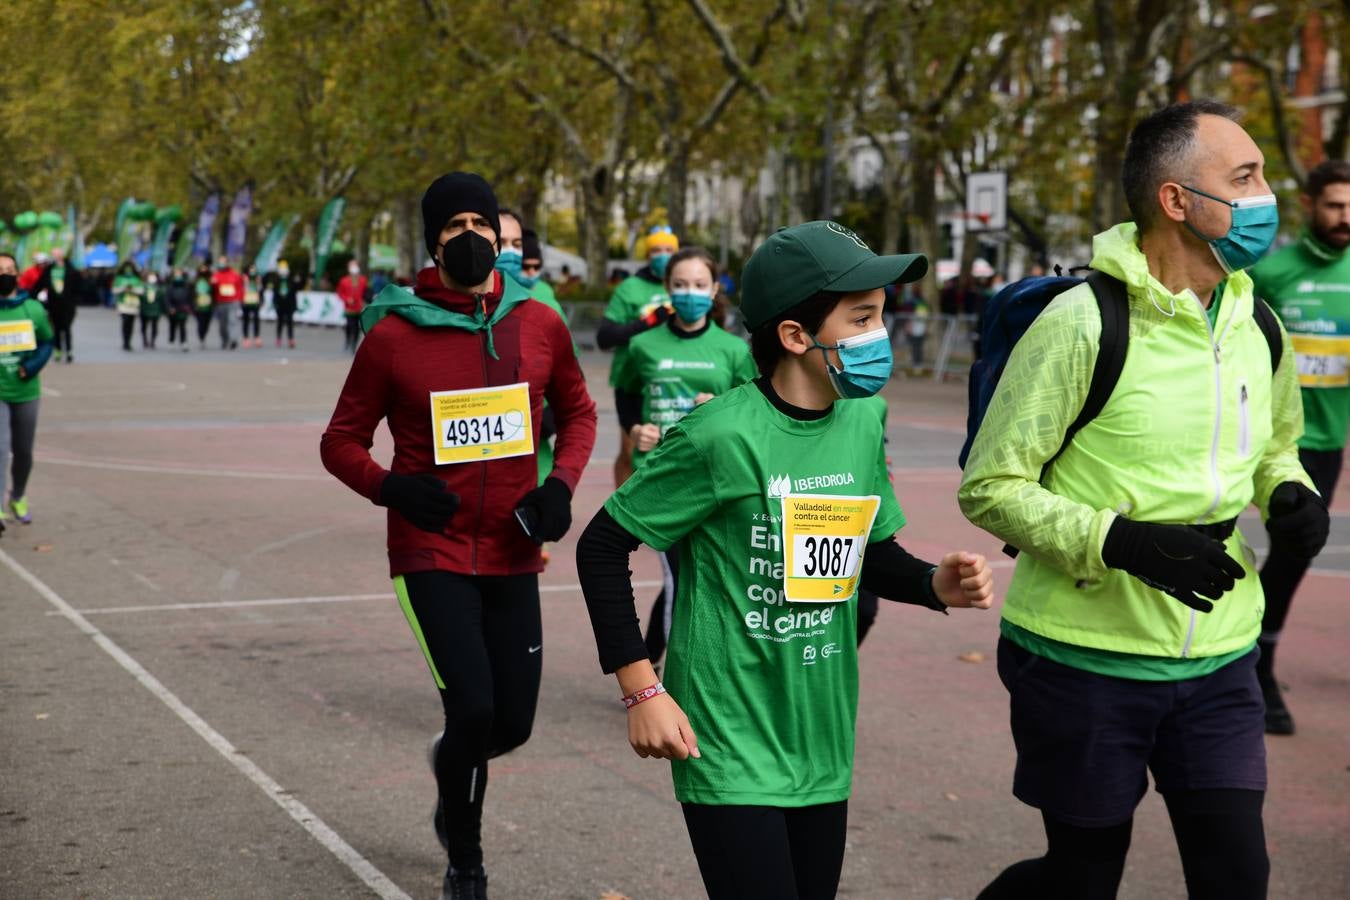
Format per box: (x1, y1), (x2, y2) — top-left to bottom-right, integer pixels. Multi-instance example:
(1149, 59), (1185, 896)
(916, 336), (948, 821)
(560, 302), (980, 383)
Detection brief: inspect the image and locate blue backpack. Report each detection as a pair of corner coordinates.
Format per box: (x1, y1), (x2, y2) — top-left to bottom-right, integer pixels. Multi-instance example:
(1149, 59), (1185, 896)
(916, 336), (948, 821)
(958, 269), (1283, 475)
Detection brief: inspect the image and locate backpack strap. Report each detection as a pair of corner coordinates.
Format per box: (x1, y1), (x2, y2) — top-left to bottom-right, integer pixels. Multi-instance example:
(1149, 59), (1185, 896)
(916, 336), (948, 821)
(1250, 296), (1283, 375)
(1005, 272), (1130, 559)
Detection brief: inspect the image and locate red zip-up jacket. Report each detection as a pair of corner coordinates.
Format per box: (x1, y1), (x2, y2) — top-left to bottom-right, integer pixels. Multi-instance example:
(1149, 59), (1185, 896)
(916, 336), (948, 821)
(320, 269), (597, 577)
(211, 268), (245, 304)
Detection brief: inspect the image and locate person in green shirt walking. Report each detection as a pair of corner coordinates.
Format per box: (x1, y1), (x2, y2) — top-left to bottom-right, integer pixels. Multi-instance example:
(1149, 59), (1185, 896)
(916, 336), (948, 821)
(113, 261), (146, 352)
(140, 271), (164, 350)
(613, 246), (757, 665)
(193, 264), (215, 349)
(597, 225), (679, 488)
(959, 101), (1327, 900)
(577, 221), (993, 900)
(1250, 158), (1350, 735)
(0, 253), (53, 533)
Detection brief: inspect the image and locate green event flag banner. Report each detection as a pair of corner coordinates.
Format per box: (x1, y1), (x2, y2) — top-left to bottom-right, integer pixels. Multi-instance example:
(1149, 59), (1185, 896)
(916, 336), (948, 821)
(173, 225), (197, 269)
(253, 214), (298, 273)
(114, 198), (136, 262)
(149, 206), (183, 274)
(313, 196), (346, 282)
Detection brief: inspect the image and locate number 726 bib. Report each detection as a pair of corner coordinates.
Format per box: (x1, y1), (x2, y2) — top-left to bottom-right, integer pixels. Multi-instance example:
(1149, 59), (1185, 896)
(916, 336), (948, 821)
(780, 493), (881, 603)
(429, 382), (535, 465)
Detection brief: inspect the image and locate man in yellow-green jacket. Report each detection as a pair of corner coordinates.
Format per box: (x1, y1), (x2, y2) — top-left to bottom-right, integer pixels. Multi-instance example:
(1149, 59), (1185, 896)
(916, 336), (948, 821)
(960, 100), (1328, 900)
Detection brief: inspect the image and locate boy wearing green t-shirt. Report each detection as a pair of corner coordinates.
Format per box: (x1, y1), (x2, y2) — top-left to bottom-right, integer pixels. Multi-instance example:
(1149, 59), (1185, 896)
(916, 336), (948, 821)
(0, 252), (54, 533)
(577, 221), (993, 900)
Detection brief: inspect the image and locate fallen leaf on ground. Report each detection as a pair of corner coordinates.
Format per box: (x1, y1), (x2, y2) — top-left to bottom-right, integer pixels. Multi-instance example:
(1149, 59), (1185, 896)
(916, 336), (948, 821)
(35, 713), (49, 720)
(944, 792), (960, 801)
(958, 651), (985, 663)
(34, 544), (54, 552)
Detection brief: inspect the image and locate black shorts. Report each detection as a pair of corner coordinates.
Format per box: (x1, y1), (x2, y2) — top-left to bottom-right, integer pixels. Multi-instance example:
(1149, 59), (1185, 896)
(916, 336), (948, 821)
(997, 636), (1266, 827)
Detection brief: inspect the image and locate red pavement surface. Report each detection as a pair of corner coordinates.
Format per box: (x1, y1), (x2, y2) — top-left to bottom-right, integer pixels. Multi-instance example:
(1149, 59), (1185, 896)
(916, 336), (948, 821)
(2, 332), (1347, 898)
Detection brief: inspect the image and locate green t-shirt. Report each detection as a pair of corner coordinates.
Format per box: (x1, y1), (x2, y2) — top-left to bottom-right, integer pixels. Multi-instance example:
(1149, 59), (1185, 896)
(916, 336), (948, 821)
(615, 320), (757, 469)
(114, 274), (145, 315)
(605, 382), (906, 806)
(1002, 620), (1254, 681)
(50, 265), (65, 296)
(194, 278), (213, 310)
(604, 273), (669, 387)
(141, 283), (165, 318)
(0, 298), (53, 403)
(1252, 232), (1350, 451)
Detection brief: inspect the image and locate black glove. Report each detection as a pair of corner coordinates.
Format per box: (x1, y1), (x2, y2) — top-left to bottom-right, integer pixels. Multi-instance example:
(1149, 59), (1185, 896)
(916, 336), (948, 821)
(641, 303), (672, 328)
(1265, 481), (1330, 559)
(515, 477), (572, 544)
(1101, 517), (1246, 613)
(379, 472), (460, 533)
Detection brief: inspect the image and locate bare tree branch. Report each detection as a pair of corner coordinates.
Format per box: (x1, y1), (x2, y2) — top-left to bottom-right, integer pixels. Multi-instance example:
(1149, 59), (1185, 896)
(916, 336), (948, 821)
(1230, 52), (1309, 187)
(684, 0), (774, 104)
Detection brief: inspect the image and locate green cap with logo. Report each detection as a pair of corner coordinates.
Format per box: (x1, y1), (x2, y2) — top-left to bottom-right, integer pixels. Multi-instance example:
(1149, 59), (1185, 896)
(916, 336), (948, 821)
(738, 221), (928, 331)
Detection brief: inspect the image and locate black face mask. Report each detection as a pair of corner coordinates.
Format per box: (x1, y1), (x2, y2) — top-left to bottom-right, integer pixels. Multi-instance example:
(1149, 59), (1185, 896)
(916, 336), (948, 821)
(0, 274), (16, 296)
(438, 231), (497, 289)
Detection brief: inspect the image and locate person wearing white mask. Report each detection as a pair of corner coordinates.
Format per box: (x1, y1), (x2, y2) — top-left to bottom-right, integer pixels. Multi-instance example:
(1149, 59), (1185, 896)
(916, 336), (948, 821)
(338, 260), (368, 352)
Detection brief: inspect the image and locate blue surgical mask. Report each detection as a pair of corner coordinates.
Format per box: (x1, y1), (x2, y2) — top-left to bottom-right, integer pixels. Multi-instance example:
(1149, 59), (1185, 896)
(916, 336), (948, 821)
(809, 327), (893, 399)
(495, 247), (523, 280)
(1182, 186), (1279, 273)
(518, 273), (539, 288)
(649, 253), (672, 278)
(671, 290), (713, 323)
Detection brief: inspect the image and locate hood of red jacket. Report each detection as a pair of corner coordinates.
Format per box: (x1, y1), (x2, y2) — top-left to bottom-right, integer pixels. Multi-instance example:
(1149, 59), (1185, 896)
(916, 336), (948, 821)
(414, 267), (503, 316)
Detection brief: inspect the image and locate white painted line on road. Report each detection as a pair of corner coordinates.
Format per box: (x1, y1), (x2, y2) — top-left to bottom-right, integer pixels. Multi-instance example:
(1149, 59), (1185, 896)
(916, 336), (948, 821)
(53, 581), (664, 617)
(37, 455), (329, 481)
(0, 547), (412, 900)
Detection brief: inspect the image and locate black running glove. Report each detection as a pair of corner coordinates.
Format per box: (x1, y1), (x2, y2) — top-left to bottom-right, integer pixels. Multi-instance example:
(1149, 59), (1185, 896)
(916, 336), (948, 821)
(1101, 518), (1246, 613)
(1265, 481), (1330, 560)
(516, 477), (572, 544)
(379, 473), (460, 533)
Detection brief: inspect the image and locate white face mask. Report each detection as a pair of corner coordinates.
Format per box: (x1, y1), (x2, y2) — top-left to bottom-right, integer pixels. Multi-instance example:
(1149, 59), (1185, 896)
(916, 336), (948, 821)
(348, 265), (360, 275)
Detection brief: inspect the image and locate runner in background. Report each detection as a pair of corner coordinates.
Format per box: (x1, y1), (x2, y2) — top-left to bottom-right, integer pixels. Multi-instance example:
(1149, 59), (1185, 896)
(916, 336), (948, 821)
(320, 172), (597, 900)
(211, 255), (244, 350)
(241, 264), (263, 348)
(578, 221), (992, 900)
(113, 261), (145, 352)
(338, 260), (367, 353)
(269, 260), (301, 348)
(0, 252), (53, 533)
(140, 270), (164, 349)
(166, 267), (193, 352)
(193, 264), (214, 349)
(613, 246), (756, 665)
(598, 225), (678, 487)
(31, 247), (80, 364)
(1250, 158), (1350, 735)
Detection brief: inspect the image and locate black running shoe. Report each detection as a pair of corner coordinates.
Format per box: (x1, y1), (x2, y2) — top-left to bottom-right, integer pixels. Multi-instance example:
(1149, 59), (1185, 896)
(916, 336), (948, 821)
(441, 864), (487, 900)
(1263, 682), (1295, 736)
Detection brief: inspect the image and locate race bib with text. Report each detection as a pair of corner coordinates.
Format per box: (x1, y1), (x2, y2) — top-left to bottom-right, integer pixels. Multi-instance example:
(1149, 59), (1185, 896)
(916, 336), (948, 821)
(0, 320), (36, 353)
(429, 382), (535, 465)
(779, 493), (881, 603)
(1291, 334), (1350, 388)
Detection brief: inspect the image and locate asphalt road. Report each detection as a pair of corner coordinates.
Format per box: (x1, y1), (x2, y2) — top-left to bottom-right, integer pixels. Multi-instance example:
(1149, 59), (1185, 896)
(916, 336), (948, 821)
(2, 308), (1347, 899)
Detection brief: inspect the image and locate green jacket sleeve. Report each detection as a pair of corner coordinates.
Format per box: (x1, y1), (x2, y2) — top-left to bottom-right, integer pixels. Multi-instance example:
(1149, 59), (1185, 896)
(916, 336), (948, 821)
(957, 288), (1116, 580)
(1253, 315), (1316, 515)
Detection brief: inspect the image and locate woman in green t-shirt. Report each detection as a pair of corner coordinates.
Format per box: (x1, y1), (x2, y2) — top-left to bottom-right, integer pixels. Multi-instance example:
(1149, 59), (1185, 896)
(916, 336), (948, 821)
(140, 272), (164, 350)
(113, 262), (146, 352)
(614, 247), (757, 667)
(577, 221), (994, 900)
(0, 252), (54, 533)
(193, 264), (214, 348)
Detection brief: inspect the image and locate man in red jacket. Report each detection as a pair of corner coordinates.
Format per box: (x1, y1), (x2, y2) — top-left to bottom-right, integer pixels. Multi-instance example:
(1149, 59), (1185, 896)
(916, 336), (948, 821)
(320, 172), (596, 900)
(210, 255), (245, 350)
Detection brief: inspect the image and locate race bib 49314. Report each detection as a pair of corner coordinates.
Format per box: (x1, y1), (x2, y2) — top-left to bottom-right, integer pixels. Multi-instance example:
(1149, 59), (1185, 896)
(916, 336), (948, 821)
(780, 493), (881, 603)
(429, 382), (534, 465)
(0, 320), (37, 353)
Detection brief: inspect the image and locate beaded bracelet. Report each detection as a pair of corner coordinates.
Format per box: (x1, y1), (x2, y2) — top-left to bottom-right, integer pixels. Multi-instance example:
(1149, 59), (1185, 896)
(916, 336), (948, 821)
(622, 682), (666, 709)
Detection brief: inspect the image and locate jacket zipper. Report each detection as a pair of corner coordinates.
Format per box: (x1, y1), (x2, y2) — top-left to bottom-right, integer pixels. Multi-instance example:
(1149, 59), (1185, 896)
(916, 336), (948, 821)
(1182, 291), (1232, 658)
(1237, 382), (1250, 457)
(471, 293), (489, 576)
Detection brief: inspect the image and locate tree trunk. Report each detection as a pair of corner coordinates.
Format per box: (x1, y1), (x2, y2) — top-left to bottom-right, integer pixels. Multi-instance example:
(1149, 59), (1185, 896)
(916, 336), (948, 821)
(666, 143), (690, 239)
(394, 194), (419, 279)
(580, 166), (612, 290)
(907, 134), (942, 304)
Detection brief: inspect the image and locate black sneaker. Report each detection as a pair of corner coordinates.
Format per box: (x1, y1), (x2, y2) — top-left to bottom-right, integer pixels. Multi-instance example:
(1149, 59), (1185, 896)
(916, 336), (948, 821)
(441, 865), (487, 900)
(1263, 681), (1295, 735)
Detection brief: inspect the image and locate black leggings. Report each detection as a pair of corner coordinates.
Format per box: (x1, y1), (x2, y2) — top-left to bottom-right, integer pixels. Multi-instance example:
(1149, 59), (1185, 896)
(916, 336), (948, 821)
(52, 316), (73, 356)
(195, 309), (212, 342)
(168, 316), (187, 345)
(275, 309), (295, 342)
(120, 313), (136, 349)
(140, 315), (159, 347)
(241, 304), (260, 338)
(1259, 448), (1342, 641)
(977, 789), (1268, 900)
(682, 801), (848, 900)
(398, 570), (542, 870)
(344, 314), (361, 349)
